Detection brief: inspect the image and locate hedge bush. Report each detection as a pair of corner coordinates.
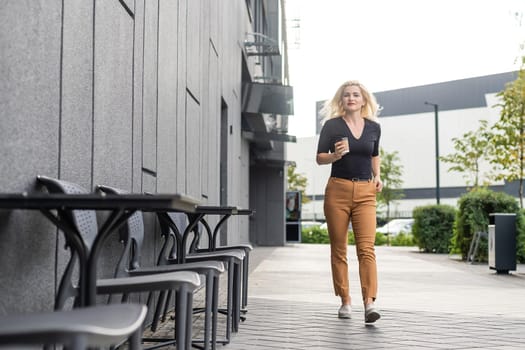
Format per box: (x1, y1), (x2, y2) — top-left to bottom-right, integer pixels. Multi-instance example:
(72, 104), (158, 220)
(390, 232), (415, 246)
(301, 226), (331, 244)
(301, 226), (355, 244)
(412, 204), (457, 253)
(517, 209), (525, 263)
(453, 187), (523, 262)
(301, 226), (413, 246)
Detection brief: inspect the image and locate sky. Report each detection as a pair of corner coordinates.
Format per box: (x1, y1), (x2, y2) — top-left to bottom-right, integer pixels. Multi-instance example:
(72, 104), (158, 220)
(285, 0), (524, 137)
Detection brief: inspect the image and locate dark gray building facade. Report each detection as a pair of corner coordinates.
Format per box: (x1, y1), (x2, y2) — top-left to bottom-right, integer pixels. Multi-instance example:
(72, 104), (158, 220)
(0, 0), (293, 314)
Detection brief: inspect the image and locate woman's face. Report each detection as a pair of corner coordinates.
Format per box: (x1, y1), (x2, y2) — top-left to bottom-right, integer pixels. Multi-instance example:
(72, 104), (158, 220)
(341, 85), (365, 114)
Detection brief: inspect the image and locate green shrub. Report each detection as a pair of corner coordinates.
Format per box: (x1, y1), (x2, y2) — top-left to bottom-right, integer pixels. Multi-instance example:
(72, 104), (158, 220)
(301, 226), (416, 247)
(348, 231), (355, 245)
(301, 226), (330, 244)
(413, 204), (457, 253)
(517, 209), (525, 263)
(301, 226), (352, 244)
(390, 233), (416, 246)
(453, 187), (521, 261)
(375, 232), (388, 246)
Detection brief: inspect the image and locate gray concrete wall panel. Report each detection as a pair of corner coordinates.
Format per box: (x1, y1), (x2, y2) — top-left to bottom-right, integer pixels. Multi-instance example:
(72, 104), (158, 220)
(92, 2), (134, 189)
(229, 76), (242, 210)
(132, 0), (145, 192)
(209, 0), (219, 55)
(204, 44), (220, 202)
(238, 139), (251, 243)
(0, 212), (57, 314)
(186, 94), (201, 199)
(142, 0), (158, 175)
(212, 0), (254, 247)
(176, 0), (188, 192)
(220, 1), (237, 102)
(60, 0), (94, 186)
(0, 1), (61, 189)
(230, 2), (244, 101)
(199, 6), (211, 201)
(157, 0), (178, 193)
(186, 0), (201, 101)
(0, 1), (62, 314)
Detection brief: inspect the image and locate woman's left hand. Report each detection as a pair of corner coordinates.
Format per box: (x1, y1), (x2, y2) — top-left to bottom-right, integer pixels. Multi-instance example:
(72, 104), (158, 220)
(374, 177), (383, 192)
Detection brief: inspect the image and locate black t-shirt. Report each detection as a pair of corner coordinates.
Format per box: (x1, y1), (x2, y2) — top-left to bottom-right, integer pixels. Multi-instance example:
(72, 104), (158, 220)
(317, 117), (381, 180)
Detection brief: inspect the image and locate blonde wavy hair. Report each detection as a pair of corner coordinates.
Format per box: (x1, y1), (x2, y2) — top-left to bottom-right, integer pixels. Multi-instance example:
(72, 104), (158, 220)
(320, 80), (380, 123)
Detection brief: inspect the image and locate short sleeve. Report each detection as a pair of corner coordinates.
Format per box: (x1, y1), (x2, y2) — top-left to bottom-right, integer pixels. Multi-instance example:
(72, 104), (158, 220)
(317, 120), (333, 154)
(372, 123), (381, 157)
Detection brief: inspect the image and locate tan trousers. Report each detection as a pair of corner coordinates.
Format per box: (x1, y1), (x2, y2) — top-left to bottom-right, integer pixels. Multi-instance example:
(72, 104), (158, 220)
(323, 177), (378, 304)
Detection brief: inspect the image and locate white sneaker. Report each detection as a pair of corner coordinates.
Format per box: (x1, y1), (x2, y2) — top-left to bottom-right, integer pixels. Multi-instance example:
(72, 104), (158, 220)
(364, 303), (381, 323)
(338, 304), (352, 319)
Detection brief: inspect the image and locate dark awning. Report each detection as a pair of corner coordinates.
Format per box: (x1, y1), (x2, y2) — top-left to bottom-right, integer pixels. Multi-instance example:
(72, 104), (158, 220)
(242, 131), (296, 143)
(242, 82), (294, 115)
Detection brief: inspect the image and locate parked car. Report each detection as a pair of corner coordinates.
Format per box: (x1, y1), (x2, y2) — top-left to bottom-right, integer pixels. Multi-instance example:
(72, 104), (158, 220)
(320, 222), (353, 232)
(376, 218), (414, 236)
(300, 221), (322, 230)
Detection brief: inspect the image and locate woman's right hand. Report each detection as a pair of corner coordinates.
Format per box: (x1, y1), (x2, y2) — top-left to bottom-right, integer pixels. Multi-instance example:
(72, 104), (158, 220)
(333, 141), (345, 160)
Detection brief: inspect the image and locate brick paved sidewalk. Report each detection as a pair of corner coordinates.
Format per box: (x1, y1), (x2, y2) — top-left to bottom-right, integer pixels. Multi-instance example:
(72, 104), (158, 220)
(146, 244), (525, 349)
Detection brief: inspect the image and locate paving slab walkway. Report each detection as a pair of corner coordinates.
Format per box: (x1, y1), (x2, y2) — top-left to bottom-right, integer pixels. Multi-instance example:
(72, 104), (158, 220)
(146, 244), (525, 349)
(223, 244), (525, 349)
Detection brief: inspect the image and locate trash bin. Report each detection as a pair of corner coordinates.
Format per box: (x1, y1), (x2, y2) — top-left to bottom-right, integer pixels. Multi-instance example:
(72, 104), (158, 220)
(286, 222), (301, 242)
(488, 213), (516, 274)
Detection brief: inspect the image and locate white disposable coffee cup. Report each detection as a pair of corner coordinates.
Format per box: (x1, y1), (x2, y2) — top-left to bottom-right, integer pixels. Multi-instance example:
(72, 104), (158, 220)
(339, 137), (349, 155)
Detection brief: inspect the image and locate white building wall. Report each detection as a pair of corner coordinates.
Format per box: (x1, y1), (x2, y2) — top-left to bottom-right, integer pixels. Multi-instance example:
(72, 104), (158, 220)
(381, 92), (503, 189)
(287, 92), (505, 220)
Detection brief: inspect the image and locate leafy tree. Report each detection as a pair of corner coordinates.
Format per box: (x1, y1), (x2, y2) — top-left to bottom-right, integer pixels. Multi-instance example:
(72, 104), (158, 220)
(490, 59), (525, 207)
(439, 119), (494, 187)
(287, 163), (310, 204)
(377, 148), (404, 220)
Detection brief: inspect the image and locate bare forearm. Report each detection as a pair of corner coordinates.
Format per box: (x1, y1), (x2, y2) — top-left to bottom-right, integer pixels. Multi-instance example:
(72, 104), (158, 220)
(317, 152), (341, 165)
(372, 155), (383, 192)
(372, 156), (381, 180)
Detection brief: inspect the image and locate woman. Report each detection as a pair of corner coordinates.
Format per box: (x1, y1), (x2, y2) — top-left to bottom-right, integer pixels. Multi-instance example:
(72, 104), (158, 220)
(316, 80), (382, 323)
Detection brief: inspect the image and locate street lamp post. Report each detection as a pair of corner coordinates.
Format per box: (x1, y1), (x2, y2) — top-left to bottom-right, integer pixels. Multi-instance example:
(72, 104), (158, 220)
(425, 101), (440, 204)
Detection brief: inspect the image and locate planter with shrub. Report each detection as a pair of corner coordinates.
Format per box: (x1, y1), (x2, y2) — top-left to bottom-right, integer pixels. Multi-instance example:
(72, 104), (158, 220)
(412, 204), (457, 253)
(453, 187), (525, 262)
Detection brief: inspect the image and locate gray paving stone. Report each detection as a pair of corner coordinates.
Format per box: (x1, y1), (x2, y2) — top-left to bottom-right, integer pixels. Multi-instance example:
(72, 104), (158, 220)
(147, 244), (525, 349)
